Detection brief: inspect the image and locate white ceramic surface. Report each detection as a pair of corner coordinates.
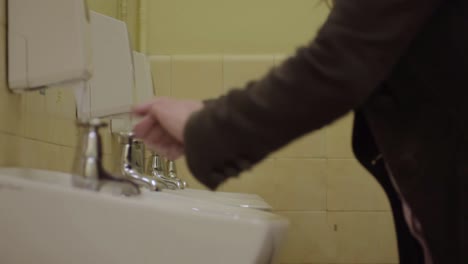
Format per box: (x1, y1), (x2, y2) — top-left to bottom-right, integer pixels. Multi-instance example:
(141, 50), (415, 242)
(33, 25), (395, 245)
(0, 168), (288, 264)
(162, 188), (273, 211)
(8, 0), (92, 91)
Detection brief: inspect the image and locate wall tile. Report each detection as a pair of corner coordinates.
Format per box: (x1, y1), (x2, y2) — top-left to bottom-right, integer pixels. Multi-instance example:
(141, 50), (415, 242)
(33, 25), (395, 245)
(19, 142), (73, 173)
(0, 133), (21, 166)
(0, 94), (22, 135)
(48, 118), (78, 147)
(223, 55), (274, 91)
(145, 0), (330, 55)
(23, 91), (46, 115)
(45, 87), (76, 119)
(273, 129), (326, 158)
(226, 158), (327, 211)
(102, 154), (115, 174)
(327, 159), (391, 211)
(0, 0), (5, 26)
(171, 55), (223, 100)
(276, 212), (336, 263)
(328, 212), (398, 263)
(274, 54), (289, 66)
(21, 113), (51, 141)
(0, 24), (6, 82)
(0, 133), (5, 165)
(57, 146), (75, 173)
(17, 138), (48, 169)
(218, 170), (256, 194)
(100, 127), (114, 155)
(0, 25), (21, 135)
(219, 159), (274, 204)
(44, 143), (63, 171)
(149, 56), (172, 97)
(273, 159), (327, 211)
(87, 0), (119, 18)
(325, 113), (355, 158)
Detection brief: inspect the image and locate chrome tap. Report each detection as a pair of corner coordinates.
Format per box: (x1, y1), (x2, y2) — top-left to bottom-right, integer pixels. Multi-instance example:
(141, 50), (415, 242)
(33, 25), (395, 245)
(72, 119), (140, 196)
(166, 160), (188, 189)
(147, 153), (185, 190)
(114, 132), (168, 191)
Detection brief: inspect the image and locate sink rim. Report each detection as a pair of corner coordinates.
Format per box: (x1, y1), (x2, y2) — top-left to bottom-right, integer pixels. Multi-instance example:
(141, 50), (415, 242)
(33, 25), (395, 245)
(161, 189), (272, 211)
(0, 167), (284, 224)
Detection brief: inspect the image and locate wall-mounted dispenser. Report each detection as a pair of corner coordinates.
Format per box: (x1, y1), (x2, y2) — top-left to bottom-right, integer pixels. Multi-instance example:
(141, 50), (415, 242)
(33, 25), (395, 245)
(109, 52), (155, 133)
(132, 51), (155, 105)
(77, 11), (135, 119)
(8, 0), (92, 92)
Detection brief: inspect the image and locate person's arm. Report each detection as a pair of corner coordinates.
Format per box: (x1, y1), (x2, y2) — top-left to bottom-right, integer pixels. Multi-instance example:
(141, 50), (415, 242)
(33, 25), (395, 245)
(183, 0), (442, 189)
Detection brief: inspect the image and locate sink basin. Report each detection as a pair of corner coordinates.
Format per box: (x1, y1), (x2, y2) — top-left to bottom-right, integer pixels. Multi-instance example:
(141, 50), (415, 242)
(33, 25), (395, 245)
(0, 168), (288, 264)
(161, 188), (273, 211)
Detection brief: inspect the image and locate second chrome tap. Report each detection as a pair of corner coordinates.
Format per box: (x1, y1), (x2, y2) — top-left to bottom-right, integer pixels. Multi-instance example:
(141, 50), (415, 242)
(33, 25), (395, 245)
(113, 132), (168, 191)
(148, 153), (186, 190)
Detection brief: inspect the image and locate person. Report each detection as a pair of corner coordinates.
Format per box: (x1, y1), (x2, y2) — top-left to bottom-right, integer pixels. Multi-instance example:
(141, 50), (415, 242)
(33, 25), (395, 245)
(132, 0), (468, 263)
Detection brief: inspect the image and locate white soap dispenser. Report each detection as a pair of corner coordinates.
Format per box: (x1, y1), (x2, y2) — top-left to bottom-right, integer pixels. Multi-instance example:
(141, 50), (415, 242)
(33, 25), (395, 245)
(78, 11), (135, 119)
(108, 51), (155, 133)
(8, 0), (92, 92)
(132, 51), (155, 105)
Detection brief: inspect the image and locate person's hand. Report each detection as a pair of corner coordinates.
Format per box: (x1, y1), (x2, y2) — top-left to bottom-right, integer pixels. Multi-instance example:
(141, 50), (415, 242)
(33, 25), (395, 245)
(132, 97), (203, 160)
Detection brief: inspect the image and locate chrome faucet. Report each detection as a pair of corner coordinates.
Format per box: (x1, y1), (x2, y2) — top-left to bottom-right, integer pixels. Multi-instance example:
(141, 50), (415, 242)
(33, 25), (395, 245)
(166, 159), (188, 189)
(147, 153), (186, 190)
(72, 119), (140, 196)
(114, 132), (168, 191)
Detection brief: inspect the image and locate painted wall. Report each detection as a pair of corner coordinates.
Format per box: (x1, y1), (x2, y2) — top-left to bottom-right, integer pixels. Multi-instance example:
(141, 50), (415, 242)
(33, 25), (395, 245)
(142, 0), (330, 55)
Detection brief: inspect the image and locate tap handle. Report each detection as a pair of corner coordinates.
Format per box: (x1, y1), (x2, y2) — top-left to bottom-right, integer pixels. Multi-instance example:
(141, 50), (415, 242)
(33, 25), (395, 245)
(73, 118), (108, 189)
(150, 153), (165, 171)
(75, 118), (108, 158)
(167, 160), (177, 174)
(117, 131), (135, 145)
(166, 160), (178, 179)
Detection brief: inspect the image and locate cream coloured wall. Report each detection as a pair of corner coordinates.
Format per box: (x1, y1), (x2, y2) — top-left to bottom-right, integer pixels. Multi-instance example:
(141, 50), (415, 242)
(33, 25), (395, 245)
(142, 0), (330, 55)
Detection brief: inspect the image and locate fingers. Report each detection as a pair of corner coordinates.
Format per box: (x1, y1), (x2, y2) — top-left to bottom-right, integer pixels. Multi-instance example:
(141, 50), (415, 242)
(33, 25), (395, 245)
(165, 145), (184, 160)
(132, 97), (172, 116)
(132, 102), (153, 116)
(132, 115), (157, 139)
(131, 96), (189, 160)
(132, 98), (161, 116)
(145, 131), (185, 160)
(144, 124), (166, 147)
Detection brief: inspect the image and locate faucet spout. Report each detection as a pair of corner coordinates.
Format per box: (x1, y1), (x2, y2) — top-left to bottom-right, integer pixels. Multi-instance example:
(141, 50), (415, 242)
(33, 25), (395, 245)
(120, 143), (166, 191)
(116, 132), (168, 191)
(148, 153), (185, 190)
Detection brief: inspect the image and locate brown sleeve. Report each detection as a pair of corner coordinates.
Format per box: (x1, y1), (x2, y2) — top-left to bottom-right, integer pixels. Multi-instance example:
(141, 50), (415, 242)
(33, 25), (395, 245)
(184, 0), (442, 190)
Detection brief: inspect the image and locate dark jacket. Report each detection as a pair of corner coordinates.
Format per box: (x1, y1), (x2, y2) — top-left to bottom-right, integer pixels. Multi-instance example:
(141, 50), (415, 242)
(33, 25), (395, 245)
(184, 0), (468, 262)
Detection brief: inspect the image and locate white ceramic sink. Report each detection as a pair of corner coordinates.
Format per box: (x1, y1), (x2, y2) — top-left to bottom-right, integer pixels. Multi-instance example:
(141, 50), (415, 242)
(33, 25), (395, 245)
(161, 188), (273, 211)
(0, 168), (288, 264)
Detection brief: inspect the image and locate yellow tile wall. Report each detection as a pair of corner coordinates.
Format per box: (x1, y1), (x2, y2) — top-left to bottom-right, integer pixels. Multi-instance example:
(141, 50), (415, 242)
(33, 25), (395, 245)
(150, 55), (399, 264)
(142, 0), (331, 55)
(0, 2), (24, 167)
